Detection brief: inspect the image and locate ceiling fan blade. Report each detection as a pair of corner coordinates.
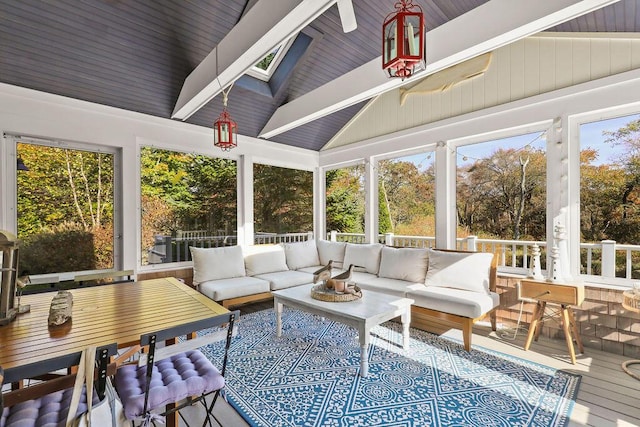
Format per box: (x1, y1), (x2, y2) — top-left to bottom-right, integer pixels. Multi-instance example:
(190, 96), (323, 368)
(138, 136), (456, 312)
(337, 0), (357, 33)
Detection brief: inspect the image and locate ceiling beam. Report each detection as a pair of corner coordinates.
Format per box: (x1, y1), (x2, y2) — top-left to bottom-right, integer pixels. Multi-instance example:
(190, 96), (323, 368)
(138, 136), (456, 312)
(171, 0), (338, 121)
(258, 0), (621, 139)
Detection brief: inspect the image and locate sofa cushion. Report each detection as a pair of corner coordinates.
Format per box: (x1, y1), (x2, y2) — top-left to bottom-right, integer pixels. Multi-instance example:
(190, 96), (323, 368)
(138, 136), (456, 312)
(284, 239), (320, 270)
(356, 277), (424, 298)
(190, 245), (245, 285)
(244, 245), (289, 276)
(254, 270), (313, 291)
(378, 246), (428, 283)
(407, 286), (500, 318)
(316, 240), (347, 268)
(343, 243), (383, 274)
(425, 249), (493, 294)
(198, 276), (270, 301)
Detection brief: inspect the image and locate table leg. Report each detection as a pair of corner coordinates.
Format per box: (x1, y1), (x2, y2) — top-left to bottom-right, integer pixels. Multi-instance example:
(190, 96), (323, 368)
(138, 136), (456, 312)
(561, 306), (578, 364)
(275, 300), (283, 337)
(359, 328), (369, 377)
(533, 301), (546, 342)
(524, 301), (543, 351)
(568, 307), (584, 354)
(401, 307), (411, 349)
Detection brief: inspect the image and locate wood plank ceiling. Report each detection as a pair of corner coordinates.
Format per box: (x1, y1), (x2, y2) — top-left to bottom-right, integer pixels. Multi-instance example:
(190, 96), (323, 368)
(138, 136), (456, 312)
(0, 0), (638, 151)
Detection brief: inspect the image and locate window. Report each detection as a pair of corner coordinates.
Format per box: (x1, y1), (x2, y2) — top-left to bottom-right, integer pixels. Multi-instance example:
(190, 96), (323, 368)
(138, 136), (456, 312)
(325, 165), (365, 242)
(378, 152), (435, 247)
(253, 163), (313, 243)
(140, 147), (237, 265)
(245, 38), (295, 82)
(15, 138), (119, 277)
(579, 113), (640, 279)
(456, 132), (547, 269)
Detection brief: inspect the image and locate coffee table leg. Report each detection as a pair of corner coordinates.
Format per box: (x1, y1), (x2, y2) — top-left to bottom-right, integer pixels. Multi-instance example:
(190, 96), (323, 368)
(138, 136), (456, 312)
(359, 332), (369, 378)
(275, 300), (283, 337)
(401, 307), (411, 349)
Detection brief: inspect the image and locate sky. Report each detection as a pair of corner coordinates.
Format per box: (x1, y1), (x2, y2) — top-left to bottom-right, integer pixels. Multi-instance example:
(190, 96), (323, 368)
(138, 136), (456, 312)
(395, 113), (640, 169)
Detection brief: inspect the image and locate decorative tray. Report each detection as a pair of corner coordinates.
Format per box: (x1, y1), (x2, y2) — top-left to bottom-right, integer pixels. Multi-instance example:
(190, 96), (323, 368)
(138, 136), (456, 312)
(310, 284), (362, 302)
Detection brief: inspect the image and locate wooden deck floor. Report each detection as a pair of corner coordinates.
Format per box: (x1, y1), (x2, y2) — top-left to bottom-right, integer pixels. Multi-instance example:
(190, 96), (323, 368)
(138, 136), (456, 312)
(183, 302), (640, 427)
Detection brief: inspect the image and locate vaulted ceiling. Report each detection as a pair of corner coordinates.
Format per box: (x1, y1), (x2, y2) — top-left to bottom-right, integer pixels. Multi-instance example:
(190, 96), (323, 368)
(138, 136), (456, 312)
(1, 0), (638, 151)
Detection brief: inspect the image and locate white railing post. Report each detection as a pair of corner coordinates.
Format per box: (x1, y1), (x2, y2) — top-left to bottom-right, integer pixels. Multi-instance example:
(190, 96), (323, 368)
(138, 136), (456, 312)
(601, 239), (616, 277)
(307, 231), (314, 241)
(466, 235), (477, 251)
(385, 232), (394, 246)
(330, 230), (338, 242)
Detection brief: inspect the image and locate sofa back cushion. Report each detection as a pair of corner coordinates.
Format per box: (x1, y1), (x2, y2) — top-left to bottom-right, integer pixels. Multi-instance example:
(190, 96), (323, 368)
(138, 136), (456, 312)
(343, 243), (383, 274)
(378, 246), (428, 283)
(316, 240), (347, 268)
(190, 245), (245, 285)
(284, 239), (320, 270)
(425, 249), (493, 294)
(244, 245), (289, 276)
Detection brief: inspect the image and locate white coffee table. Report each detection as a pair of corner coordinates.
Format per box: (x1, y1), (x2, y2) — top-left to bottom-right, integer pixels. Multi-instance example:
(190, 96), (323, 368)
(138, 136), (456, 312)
(272, 283), (414, 377)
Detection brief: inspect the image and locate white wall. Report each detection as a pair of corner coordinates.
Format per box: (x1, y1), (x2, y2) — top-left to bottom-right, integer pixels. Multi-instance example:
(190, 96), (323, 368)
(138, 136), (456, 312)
(327, 32), (640, 150)
(0, 83), (319, 275)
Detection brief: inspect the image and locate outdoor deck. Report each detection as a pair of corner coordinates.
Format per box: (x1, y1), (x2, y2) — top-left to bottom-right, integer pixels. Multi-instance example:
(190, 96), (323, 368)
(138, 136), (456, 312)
(184, 301), (640, 427)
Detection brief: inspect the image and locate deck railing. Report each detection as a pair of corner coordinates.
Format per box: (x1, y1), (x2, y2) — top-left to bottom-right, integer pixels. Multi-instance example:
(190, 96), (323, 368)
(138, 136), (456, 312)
(329, 232), (640, 280)
(148, 230), (640, 280)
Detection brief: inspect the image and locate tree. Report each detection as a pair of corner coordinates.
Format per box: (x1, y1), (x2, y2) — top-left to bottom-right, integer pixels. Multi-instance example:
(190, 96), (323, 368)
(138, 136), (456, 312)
(17, 142), (115, 272)
(326, 167), (364, 233)
(456, 147), (546, 240)
(253, 164), (313, 233)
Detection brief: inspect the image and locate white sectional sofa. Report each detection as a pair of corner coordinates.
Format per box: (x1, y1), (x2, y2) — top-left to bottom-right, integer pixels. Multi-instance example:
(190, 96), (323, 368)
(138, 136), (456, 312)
(190, 239), (498, 351)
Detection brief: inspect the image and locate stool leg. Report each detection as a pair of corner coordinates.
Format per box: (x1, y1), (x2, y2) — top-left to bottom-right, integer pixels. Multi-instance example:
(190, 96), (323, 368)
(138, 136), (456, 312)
(525, 302), (543, 351)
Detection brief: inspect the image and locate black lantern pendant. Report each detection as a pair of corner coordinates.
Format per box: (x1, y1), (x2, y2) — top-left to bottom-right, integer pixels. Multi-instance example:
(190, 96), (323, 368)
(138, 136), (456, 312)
(382, 0), (425, 79)
(213, 86), (237, 151)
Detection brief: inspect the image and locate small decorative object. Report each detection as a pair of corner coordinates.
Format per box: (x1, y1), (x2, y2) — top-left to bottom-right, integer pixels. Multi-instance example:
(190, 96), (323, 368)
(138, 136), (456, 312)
(528, 244), (544, 280)
(382, 0), (425, 79)
(554, 222), (573, 282)
(48, 290), (73, 326)
(213, 84), (237, 151)
(15, 274), (31, 314)
(310, 265), (362, 302)
(313, 261), (333, 289)
(548, 244), (560, 282)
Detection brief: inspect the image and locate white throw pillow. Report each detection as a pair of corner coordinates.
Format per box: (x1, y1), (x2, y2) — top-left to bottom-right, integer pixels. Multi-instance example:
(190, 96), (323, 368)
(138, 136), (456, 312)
(425, 249), (493, 294)
(378, 246), (428, 283)
(244, 245), (289, 276)
(284, 239), (320, 270)
(316, 240), (347, 268)
(190, 245), (245, 285)
(343, 243), (383, 274)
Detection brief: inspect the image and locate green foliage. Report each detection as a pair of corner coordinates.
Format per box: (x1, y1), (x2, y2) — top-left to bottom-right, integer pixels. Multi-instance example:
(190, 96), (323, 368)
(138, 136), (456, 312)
(140, 147), (237, 239)
(253, 164), (313, 233)
(378, 159), (435, 235)
(325, 167), (364, 233)
(16, 143), (115, 273)
(20, 227), (96, 275)
(378, 183), (392, 233)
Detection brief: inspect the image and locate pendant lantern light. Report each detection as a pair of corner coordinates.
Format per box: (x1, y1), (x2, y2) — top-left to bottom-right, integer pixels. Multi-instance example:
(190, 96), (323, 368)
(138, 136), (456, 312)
(382, 0), (425, 79)
(213, 85), (237, 151)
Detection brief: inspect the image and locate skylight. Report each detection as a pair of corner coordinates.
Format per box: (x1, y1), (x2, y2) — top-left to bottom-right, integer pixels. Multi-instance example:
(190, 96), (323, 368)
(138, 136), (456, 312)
(246, 38), (295, 82)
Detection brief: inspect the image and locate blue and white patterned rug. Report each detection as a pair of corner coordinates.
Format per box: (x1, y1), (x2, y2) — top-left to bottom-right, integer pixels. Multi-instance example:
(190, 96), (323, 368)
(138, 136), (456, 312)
(202, 309), (580, 427)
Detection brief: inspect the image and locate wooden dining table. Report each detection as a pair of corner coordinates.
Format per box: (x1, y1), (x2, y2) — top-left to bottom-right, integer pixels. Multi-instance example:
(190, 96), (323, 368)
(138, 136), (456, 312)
(0, 277), (228, 425)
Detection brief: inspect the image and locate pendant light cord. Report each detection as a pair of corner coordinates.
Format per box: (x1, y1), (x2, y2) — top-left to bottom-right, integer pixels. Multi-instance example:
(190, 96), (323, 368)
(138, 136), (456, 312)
(222, 84), (233, 108)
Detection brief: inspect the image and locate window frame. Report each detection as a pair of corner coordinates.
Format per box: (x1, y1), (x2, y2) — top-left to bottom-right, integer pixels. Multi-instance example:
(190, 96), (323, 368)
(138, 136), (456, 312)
(7, 134), (122, 281)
